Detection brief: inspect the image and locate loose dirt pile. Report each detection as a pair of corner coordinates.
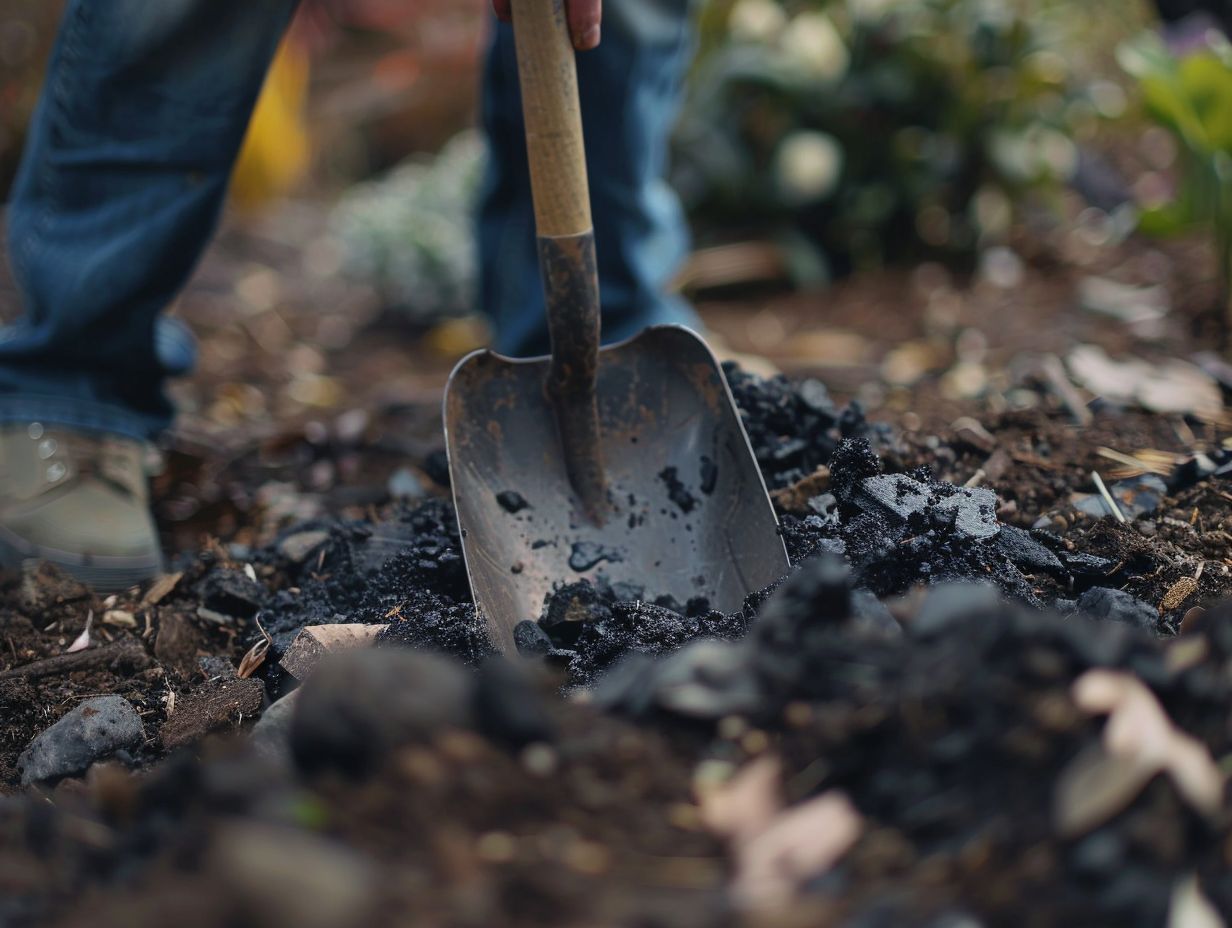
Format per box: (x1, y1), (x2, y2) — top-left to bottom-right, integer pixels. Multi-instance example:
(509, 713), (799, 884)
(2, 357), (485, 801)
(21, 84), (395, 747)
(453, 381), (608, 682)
(1, 367), (1230, 927)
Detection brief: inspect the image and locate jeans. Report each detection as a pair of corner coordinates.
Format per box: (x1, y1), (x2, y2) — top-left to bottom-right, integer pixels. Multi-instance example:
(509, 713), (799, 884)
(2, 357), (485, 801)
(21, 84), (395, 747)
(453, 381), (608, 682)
(1, 0), (699, 441)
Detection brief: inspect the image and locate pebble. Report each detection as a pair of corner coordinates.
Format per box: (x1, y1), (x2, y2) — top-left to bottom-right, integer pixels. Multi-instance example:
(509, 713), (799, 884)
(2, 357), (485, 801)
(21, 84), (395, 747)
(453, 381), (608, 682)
(18, 696), (144, 786)
(1076, 587), (1158, 631)
(249, 689), (302, 766)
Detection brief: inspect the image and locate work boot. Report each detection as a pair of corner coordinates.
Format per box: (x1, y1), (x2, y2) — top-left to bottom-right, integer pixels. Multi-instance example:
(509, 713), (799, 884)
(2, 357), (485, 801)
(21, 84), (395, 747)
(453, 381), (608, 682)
(0, 424), (163, 591)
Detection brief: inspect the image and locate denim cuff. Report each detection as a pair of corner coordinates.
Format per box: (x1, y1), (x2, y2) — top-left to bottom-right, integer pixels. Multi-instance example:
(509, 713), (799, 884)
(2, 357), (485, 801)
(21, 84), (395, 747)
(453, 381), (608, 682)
(0, 394), (168, 442)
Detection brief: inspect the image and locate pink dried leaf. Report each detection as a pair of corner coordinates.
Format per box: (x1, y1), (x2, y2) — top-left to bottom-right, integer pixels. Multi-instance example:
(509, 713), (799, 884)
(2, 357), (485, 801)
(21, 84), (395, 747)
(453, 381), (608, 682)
(699, 754), (783, 847)
(66, 610), (94, 654)
(731, 790), (863, 909)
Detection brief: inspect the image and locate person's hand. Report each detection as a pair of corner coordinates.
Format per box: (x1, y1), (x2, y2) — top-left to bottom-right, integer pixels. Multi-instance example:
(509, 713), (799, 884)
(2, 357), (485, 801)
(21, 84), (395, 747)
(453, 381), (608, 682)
(492, 0), (602, 51)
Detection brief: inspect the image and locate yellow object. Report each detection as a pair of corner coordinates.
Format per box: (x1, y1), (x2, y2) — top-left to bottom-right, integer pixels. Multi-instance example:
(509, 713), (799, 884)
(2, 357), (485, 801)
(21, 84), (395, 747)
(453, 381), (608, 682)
(230, 38), (311, 211)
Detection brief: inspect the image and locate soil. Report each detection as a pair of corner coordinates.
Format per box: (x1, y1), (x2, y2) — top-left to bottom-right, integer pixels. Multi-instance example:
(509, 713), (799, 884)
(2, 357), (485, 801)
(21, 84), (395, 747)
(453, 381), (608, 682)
(2, 198), (1232, 925)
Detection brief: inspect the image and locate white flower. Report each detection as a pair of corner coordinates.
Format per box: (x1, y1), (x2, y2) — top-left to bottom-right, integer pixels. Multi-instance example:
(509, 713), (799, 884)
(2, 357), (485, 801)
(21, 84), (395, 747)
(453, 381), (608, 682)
(728, 0), (787, 43)
(775, 131), (844, 205)
(781, 12), (850, 83)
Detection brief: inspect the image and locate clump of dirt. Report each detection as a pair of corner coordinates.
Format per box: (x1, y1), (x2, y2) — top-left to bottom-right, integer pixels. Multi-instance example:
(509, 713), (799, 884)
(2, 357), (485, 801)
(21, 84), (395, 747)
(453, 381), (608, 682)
(723, 363), (896, 489)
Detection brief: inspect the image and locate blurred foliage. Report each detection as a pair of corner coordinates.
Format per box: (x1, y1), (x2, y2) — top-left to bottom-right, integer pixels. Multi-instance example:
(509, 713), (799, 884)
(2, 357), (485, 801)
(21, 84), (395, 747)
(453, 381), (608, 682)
(331, 131), (485, 324)
(231, 38), (312, 212)
(1119, 29), (1232, 320)
(673, 0), (1150, 271)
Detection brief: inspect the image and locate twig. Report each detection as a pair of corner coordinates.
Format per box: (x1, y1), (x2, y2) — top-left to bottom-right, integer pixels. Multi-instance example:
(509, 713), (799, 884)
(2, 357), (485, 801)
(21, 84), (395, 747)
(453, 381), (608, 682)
(0, 638), (152, 681)
(1041, 355), (1093, 427)
(1092, 471), (1127, 523)
(963, 468), (986, 489)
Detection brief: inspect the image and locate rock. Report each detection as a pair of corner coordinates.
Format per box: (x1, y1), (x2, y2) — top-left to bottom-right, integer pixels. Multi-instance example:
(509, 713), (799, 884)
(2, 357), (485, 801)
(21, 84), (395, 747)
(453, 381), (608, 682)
(1076, 587), (1158, 632)
(995, 525), (1064, 575)
(513, 620), (553, 656)
(280, 623), (387, 681)
(1074, 474), (1167, 521)
(161, 676), (265, 750)
(18, 695), (144, 785)
(250, 690), (301, 767)
(290, 648), (474, 775)
(277, 529), (331, 565)
(386, 468), (426, 500)
(857, 475), (999, 541)
(857, 474), (929, 522)
(197, 569), (268, 621)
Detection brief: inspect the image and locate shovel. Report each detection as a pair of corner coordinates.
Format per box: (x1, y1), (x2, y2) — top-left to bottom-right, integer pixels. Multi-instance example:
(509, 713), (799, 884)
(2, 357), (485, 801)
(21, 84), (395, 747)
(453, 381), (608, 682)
(444, 0), (789, 652)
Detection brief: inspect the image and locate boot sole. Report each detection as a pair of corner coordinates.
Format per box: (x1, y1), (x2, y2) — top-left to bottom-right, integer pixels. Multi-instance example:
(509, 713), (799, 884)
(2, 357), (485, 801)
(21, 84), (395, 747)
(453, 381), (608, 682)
(0, 524), (164, 593)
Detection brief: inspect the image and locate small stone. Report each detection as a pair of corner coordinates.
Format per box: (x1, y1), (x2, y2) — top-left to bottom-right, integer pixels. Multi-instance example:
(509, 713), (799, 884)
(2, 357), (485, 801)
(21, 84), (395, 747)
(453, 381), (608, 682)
(249, 690), (301, 767)
(387, 468), (426, 500)
(496, 490), (529, 514)
(1076, 587), (1157, 631)
(18, 695), (144, 785)
(277, 529), (331, 564)
(513, 620), (553, 656)
(995, 525), (1064, 575)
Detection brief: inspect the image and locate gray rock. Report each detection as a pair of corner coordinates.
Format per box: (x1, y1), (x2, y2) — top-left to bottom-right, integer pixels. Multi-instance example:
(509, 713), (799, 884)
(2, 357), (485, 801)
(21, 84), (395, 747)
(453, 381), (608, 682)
(859, 474), (930, 522)
(995, 525), (1064, 575)
(933, 486), (1000, 540)
(858, 475), (999, 540)
(250, 689), (301, 767)
(1076, 587), (1158, 631)
(290, 648), (474, 775)
(18, 695), (144, 785)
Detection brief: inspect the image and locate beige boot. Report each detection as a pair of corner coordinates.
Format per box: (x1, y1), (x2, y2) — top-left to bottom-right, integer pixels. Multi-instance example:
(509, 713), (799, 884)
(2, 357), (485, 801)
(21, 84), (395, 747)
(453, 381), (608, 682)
(0, 424), (163, 591)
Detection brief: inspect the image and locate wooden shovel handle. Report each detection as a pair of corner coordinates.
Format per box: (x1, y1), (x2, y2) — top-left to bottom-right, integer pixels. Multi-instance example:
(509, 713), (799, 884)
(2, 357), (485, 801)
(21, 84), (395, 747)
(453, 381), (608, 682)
(510, 0), (593, 237)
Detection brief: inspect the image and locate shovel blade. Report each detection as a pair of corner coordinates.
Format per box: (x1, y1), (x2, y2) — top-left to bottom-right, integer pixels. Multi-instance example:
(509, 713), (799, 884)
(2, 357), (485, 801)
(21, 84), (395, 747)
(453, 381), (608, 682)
(443, 325), (790, 653)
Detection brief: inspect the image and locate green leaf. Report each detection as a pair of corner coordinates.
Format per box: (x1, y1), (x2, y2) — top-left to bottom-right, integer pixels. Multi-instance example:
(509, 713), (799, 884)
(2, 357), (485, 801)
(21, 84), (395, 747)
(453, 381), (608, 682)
(1137, 202), (1197, 237)
(1178, 54), (1232, 151)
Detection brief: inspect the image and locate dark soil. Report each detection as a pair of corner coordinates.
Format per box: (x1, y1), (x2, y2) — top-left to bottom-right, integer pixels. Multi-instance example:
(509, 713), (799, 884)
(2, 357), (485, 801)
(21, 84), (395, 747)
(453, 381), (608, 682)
(3, 196), (1232, 925)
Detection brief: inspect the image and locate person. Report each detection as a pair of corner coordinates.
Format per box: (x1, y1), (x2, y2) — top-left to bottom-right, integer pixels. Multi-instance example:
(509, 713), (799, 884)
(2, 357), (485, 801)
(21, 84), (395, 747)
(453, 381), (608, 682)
(0, 0), (699, 590)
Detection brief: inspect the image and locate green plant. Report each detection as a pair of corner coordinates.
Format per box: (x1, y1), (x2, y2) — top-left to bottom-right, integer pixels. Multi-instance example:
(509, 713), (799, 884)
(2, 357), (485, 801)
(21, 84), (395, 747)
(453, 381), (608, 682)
(672, 0), (1139, 272)
(1118, 31), (1232, 333)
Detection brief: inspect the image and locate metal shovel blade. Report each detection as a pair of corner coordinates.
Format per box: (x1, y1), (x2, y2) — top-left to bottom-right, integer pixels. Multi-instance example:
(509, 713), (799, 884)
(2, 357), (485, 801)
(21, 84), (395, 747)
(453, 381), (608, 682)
(443, 324), (791, 653)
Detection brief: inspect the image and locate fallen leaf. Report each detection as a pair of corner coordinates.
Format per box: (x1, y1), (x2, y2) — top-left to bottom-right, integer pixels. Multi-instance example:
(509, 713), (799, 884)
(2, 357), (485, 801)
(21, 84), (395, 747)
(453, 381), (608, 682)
(698, 754), (783, 847)
(732, 790), (863, 909)
(143, 572), (183, 606)
(66, 610), (94, 654)
(1058, 670), (1225, 838)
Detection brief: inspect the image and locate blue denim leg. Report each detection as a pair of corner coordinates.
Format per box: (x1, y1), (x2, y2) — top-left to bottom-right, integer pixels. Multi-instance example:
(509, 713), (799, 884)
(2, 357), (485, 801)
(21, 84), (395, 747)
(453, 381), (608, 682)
(1, 0), (297, 440)
(478, 0), (701, 358)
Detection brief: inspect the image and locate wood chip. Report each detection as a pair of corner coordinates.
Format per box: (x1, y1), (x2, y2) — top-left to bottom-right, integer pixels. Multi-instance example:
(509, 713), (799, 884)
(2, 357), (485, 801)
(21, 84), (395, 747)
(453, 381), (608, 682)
(1161, 577), (1200, 613)
(770, 467), (831, 513)
(280, 623), (388, 680)
(143, 572), (184, 606)
(102, 609), (137, 628)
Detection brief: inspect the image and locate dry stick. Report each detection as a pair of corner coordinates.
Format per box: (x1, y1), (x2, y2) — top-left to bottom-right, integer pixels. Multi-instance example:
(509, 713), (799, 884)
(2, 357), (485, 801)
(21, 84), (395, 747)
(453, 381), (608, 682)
(0, 638), (152, 681)
(1091, 471), (1127, 524)
(1041, 354), (1093, 427)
